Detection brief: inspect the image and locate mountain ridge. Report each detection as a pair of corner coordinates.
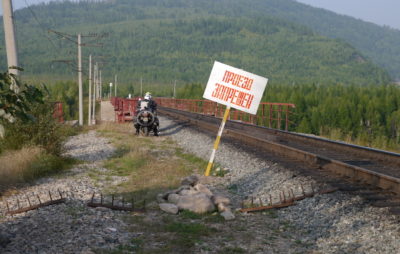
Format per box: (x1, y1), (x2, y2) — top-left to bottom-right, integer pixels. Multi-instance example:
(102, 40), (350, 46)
(0, 0), (394, 85)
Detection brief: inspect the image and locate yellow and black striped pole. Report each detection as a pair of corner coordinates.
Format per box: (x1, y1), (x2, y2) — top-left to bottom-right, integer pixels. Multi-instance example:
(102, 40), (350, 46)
(204, 106), (231, 176)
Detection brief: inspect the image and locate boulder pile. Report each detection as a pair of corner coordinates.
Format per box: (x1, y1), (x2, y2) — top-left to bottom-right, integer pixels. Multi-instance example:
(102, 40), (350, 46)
(157, 175), (235, 220)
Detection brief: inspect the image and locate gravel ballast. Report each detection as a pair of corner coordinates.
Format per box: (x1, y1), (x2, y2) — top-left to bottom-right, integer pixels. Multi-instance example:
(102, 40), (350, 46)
(0, 117), (399, 253)
(158, 115), (400, 253)
(0, 130), (136, 254)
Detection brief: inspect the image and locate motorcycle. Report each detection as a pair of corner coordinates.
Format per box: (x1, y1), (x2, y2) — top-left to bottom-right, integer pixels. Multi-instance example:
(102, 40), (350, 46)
(134, 109), (159, 136)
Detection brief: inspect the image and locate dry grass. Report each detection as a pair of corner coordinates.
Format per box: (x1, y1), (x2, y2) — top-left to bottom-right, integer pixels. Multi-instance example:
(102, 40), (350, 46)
(95, 123), (300, 254)
(0, 147), (42, 192)
(0, 146), (75, 195)
(97, 123), (204, 202)
(96, 122), (134, 134)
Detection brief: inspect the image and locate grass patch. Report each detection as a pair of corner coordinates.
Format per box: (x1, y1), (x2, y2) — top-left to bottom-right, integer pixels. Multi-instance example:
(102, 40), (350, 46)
(110, 145), (131, 159)
(165, 222), (211, 235)
(95, 124), (232, 252)
(105, 153), (149, 176)
(175, 148), (207, 167)
(99, 125), (201, 203)
(0, 146), (75, 193)
(180, 210), (202, 220)
(165, 222), (213, 249)
(23, 153), (75, 181)
(204, 213), (226, 223)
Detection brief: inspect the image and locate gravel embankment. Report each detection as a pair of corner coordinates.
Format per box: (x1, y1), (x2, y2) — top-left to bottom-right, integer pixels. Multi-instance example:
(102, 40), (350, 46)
(0, 117), (399, 253)
(159, 115), (400, 254)
(0, 131), (136, 254)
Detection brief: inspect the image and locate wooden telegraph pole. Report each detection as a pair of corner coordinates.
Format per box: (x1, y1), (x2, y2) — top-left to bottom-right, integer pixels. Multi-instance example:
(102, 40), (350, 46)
(2, 0), (19, 75)
(173, 80), (176, 98)
(99, 71), (103, 100)
(88, 55), (92, 126)
(78, 34), (83, 125)
(48, 30), (105, 126)
(140, 77), (143, 97)
(114, 75), (117, 97)
(92, 63), (97, 124)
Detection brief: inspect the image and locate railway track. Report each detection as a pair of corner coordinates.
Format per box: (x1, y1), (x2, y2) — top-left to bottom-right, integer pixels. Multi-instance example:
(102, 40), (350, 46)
(159, 107), (400, 200)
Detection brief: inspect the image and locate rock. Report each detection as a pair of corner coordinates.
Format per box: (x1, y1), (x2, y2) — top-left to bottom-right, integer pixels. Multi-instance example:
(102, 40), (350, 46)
(177, 185), (191, 192)
(177, 193), (215, 214)
(157, 193), (166, 203)
(217, 203), (228, 212)
(194, 183), (213, 197)
(167, 193), (180, 204)
(181, 175), (199, 186)
(220, 209), (235, 221)
(161, 185), (190, 199)
(179, 188), (198, 196)
(212, 195), (231, 205)
(159, 203), (179, 214)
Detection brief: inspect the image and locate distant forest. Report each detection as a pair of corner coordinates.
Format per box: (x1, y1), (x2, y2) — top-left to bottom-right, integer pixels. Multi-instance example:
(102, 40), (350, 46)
(0, 0), (393, 85)
(177, 83), (400, 151)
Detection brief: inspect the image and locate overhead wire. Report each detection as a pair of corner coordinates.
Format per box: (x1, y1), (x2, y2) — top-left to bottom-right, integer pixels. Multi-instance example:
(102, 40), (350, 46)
(21, 0), (61, 51)
(14, 0), (77, 74)
(16, 1), (106, 78)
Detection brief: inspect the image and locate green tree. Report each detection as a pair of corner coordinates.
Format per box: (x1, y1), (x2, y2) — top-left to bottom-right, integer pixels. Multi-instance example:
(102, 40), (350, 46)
(0, 70), (44, 138)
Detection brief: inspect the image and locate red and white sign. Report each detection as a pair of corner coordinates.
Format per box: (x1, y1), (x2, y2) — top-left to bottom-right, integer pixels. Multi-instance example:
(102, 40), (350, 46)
(203, 61), (268, 115)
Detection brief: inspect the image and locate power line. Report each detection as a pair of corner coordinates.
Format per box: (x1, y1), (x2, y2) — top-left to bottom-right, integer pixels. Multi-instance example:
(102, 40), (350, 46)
(48, 30), (106, 126)
(21, 0), (59, 50)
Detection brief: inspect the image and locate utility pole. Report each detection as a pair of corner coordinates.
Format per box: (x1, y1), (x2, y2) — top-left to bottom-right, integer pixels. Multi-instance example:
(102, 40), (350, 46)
(140, 77), (143, 97)
(48, 30), (104, 126)
(92, 63), (97, 124)
(114, 75), (117, 97)
(88, 55), (92, 126)
(173, 80), (176, 98)
(78, 34), (83, 126)
(109, 83), (112, 99)
(99, 71), (103, 100)
(94, 63), (98, 100)
(2, 0), (19, 75)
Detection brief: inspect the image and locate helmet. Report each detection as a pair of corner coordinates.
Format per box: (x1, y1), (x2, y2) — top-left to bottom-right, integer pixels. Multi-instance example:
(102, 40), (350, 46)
(144, 92), (152, 100)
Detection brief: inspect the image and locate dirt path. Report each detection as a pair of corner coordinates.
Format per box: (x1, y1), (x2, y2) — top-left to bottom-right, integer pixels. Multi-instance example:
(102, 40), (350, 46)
(100, 100), (115, 122)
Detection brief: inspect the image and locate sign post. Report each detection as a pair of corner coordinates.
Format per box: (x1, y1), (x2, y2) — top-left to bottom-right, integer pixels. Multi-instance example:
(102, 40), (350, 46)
(203, 61), (268, 176)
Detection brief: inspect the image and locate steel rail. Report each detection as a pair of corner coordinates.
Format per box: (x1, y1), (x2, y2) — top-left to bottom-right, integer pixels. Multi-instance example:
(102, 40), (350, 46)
(159, 107), (400, 195)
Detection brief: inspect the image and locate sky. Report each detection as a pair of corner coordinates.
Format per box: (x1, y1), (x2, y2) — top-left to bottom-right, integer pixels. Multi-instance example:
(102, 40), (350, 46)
(1, 0), (400, 30)
(296, 0), (400, 30)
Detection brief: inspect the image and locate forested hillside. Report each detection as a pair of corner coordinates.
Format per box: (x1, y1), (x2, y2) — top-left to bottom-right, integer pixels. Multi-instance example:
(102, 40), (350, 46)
(266, 0), (400, 80)
(0, 0), (391, 85)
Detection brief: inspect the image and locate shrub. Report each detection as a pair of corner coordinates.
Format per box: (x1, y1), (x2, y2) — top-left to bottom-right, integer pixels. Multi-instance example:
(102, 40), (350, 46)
(0, 101), (67, 155)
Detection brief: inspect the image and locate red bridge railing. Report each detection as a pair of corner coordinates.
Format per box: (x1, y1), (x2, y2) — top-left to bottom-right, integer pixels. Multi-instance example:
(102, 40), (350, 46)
(156, 98), (295, 131)
(111, 97), (295, 130)
(53, 102), (64, 123)
(112, 97), (139, 123)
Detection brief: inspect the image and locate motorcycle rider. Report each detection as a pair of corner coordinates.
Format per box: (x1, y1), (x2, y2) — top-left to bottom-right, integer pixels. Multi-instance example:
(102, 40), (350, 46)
(134, 92), (159, 136)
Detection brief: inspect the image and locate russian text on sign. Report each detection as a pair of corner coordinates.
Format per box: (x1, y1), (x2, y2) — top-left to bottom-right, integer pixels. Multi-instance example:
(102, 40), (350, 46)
(203, 61), (268, 115)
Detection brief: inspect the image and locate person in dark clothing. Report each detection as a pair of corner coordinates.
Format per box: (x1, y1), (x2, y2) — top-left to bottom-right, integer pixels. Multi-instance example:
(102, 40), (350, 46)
(134, 92), (159, 136)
